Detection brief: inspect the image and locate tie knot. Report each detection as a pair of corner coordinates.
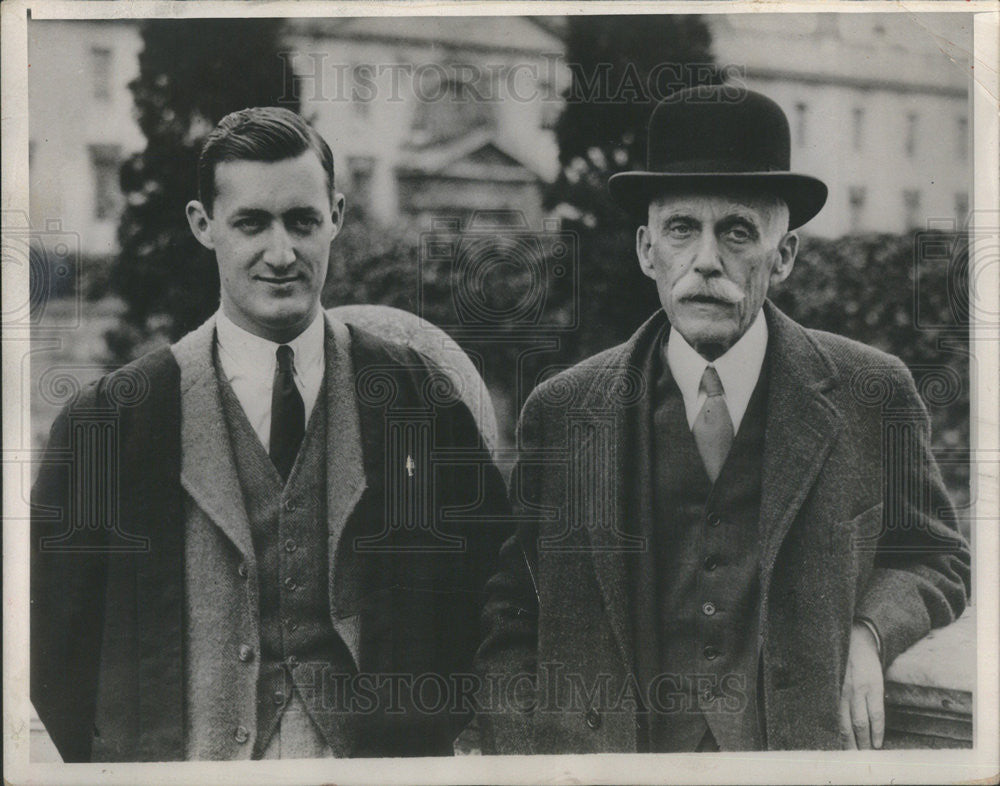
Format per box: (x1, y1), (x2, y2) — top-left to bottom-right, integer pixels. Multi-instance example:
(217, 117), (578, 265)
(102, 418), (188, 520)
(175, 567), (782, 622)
(700, 366), (725, 398)
(276, 344), (295, 373)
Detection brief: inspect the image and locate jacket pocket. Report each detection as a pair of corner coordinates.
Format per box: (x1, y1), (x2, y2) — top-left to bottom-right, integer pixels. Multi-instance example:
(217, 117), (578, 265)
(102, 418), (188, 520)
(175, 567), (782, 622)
(836, 501), (884, 551)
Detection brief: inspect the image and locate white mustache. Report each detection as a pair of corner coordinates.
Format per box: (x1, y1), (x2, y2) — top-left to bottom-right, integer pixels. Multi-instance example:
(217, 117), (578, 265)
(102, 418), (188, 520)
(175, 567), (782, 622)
(674, 277), (745, 305)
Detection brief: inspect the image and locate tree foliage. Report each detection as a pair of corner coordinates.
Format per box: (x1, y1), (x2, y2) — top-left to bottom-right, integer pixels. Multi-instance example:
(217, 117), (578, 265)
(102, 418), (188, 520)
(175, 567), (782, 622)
(772, 230), (970, 516)
(108, 19), (298, 361)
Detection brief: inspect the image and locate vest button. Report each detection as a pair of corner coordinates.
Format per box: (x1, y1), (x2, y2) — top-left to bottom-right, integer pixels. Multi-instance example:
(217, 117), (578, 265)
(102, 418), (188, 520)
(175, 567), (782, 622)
(273, 690), (286, 706)
(286, 655), (299, 669)
(237, 644), (255, 662)
(704, 556), (719, 572)
(584, 708), (602, 730)
(703, 645), (720, 661)
(706, 512), (721, 527)
(284, 577), (298, 591)
(284, 539), (298, 553)
(702, 601), (717, 616)
(234, 725), (249, 744)
(237, 562), (248, 579)
(284, 499), (298, 513)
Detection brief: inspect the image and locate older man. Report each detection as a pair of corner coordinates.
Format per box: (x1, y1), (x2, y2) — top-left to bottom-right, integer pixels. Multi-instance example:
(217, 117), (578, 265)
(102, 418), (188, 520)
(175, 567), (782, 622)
(31, 107), (509, 761)
(476, 86), (970, 752)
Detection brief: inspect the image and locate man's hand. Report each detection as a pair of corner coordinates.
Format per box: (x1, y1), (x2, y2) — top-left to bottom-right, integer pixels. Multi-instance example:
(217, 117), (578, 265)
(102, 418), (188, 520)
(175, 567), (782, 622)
(839, 622), (885, 749)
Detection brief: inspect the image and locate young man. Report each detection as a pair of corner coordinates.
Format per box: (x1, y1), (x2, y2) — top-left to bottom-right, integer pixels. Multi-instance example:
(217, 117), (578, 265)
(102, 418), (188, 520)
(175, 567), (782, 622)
(476, 86), (970, 753)
(31, 107), (509, 761)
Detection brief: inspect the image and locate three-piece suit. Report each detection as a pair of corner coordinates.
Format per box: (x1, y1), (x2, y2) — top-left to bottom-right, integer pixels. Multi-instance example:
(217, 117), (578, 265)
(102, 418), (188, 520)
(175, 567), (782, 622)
(31, 313), (509, 761)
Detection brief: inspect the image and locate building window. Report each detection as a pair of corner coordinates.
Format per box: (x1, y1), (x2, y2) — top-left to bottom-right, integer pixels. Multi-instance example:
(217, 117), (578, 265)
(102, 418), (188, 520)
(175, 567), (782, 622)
(848, 186), (867, 233)
(794, 102), (808, 147)
(89, 144), (122, 220)
(90, 47), (112, 101)
(851, 108), (864, 151)
(347, 156), (375, 215)
(955, 192), (969, 222)
(903, 189), (922, 231)
(410, 72), (495, 145)
(956, 116), (968, 160)
(904, 112), (918, 158)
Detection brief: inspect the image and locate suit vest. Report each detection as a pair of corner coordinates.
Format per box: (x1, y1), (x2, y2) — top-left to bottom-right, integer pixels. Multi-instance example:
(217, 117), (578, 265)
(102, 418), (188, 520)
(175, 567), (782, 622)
(639, 341), (768, 752)
(216, 362), (356, 758)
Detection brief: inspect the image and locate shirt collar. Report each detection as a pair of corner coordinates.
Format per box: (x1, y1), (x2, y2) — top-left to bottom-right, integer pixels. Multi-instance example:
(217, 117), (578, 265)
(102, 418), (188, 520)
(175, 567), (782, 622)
(215, 308), (325, 377)
(665, 309), (769, 432)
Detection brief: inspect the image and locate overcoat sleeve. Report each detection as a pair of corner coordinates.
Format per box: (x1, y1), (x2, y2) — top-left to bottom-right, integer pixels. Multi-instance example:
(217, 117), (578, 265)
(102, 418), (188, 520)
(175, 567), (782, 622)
(30, 381), (109, 763)
(854, 358), (971, 669)
(474, 390), (543, 755)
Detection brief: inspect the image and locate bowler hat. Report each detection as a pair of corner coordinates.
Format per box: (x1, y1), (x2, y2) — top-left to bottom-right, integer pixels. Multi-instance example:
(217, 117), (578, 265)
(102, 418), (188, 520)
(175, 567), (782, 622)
(608, 85), (828, 230)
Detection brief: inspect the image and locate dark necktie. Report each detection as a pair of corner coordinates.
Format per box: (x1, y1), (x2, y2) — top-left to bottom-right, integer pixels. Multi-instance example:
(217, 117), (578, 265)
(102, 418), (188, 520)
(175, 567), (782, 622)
(269, 344), (305, 482)
(691, 366), (734, 483)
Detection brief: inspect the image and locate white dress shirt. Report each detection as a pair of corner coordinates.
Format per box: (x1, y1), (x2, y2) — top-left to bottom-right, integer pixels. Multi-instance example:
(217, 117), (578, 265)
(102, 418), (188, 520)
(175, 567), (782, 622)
(665, 309), (769, 434)
(215, 310), (326, 452)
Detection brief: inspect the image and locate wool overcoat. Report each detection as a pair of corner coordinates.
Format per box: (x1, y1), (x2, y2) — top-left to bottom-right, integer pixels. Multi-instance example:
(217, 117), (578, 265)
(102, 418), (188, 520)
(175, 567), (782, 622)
(476, 302), (970, 753)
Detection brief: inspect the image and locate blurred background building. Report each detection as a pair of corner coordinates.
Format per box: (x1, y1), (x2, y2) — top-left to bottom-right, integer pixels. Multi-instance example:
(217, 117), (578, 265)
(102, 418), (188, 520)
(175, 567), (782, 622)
(28, 13), (971, 256)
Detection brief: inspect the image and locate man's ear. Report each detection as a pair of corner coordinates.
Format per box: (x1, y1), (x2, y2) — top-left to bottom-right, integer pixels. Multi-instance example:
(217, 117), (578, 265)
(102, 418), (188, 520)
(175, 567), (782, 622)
(329, 192), (346, 242)
(186, 200), (215, 250)
(769, 231), (799, 286)
(636, 224), (656, 281)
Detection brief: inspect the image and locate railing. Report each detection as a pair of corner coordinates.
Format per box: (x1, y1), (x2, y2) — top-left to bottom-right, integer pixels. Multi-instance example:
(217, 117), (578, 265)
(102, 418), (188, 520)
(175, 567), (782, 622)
(883, 608), (974, 749)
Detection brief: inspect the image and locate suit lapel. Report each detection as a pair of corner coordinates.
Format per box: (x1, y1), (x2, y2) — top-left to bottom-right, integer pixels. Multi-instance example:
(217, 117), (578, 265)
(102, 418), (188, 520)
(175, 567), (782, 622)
(579, 311), (667, 678)
(322, 315), (367, 668)
(171, 316), (255, 562)
(757, 302), (843, 616)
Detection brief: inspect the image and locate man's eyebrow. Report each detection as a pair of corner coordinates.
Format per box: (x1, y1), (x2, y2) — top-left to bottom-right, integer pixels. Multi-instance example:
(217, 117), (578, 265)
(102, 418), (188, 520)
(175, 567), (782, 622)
(716, 212), (761, 234)
(284, 206), (324, 217)
(659, 211), (700, 226)
(229, 207), (271, 219)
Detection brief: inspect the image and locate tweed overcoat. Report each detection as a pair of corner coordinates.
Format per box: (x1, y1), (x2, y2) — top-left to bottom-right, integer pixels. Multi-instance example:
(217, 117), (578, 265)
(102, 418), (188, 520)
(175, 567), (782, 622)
(31, 314), (511, 762)
(476, 301), (970, 753)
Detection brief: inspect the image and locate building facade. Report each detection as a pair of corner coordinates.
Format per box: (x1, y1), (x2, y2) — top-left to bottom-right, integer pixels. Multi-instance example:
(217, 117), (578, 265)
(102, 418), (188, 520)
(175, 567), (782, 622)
(26, 13), (972, 259)
(711, 13), (972, 237)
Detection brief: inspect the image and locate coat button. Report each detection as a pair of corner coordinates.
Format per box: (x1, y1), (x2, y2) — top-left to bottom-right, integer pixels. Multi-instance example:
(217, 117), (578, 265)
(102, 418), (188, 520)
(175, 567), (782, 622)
(702, 601), (717, 617)
(706, 512), (721, 527)
(234, 725), (249, 744)
(284, 539), (297, 553)
(284, 577), (297, 591)
(273, 690), (286, 706)
(286, 655), (299, 669)
(703, 645), (720, 661)
(284, 499), (298, 513)
(704, 556), (719, 572)
(285, 618), (298, 632)
(237, 562), (248, 579)
(584, 708), (602, 730)
(238, 644), (254, 663)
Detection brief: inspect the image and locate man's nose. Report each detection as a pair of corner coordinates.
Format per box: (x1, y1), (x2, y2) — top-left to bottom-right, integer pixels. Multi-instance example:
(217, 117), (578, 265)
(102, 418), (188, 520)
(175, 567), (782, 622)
(691, 233), (724, 276)
(262, 225), (296, 268)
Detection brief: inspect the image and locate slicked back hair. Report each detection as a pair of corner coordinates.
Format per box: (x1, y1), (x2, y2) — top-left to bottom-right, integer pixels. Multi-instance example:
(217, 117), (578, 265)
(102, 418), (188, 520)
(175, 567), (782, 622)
(197, 106), (335, 216)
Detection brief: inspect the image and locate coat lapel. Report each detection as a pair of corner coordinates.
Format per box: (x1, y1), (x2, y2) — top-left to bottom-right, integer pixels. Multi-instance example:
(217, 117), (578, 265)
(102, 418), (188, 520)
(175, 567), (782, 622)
(579, 311), (667, 678)
(757, 302), (843, 620)
(171, 316), (255, 562)
(322, 314), (367, 668)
